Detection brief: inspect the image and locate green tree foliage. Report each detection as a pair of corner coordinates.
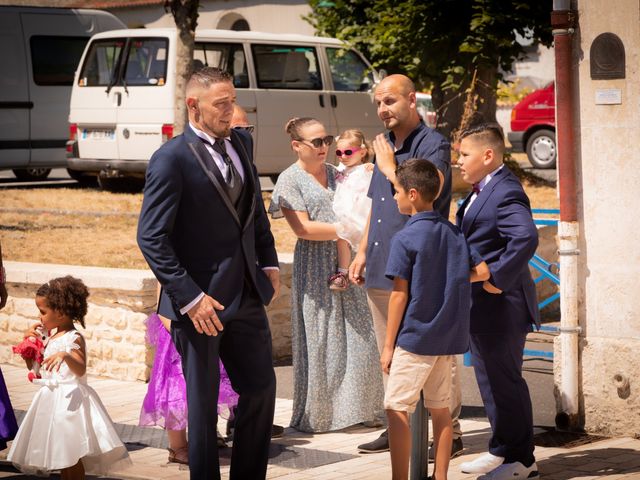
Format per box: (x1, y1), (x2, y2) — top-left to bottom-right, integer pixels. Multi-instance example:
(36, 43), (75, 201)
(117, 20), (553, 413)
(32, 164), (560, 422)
(306, 0), (553, 138)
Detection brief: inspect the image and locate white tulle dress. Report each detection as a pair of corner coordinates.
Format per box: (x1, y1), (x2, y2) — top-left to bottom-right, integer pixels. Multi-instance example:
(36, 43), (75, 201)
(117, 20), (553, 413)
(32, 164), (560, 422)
(7, 330), (131, 476)
(333, 163), (373, 249)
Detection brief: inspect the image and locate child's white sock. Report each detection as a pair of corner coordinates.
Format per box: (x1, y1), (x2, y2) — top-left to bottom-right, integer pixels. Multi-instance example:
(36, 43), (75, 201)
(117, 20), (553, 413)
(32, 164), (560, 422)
(338, 268), (348, 274)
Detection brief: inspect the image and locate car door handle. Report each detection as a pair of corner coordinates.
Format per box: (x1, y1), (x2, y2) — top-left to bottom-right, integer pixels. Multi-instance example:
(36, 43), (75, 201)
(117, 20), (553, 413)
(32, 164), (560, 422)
(114, 92), (122, 107)
(330, 94), (337, 108)
(318, 94), (325, 108)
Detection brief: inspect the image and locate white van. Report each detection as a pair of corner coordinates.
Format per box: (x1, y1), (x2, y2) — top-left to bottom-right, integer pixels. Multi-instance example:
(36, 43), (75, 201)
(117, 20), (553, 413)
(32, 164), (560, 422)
(67, 28), (382, 185)
(0, 6), (125, 180)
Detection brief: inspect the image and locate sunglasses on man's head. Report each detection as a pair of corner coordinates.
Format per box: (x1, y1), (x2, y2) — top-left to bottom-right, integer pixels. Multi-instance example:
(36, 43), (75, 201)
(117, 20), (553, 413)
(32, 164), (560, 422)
(335, 146), (364, 157)
(301, 135), (334, 148)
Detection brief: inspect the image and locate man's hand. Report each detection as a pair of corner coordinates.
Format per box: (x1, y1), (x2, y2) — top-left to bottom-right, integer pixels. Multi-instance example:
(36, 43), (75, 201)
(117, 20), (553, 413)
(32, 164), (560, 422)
(349, 250), (366, 286)
(380, 345), (394, 375)
(0, 283), (7, 310)
(483, 281), (503, 294)
(372, 133), (397, 179)
(187, 294), (225, 336)
(264, 269), (281, 302)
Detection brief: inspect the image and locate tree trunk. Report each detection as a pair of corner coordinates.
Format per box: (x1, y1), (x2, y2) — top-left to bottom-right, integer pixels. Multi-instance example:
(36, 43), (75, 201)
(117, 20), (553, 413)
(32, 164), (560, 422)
(168, 0), (199, 135)
(432, 63), (499, 141)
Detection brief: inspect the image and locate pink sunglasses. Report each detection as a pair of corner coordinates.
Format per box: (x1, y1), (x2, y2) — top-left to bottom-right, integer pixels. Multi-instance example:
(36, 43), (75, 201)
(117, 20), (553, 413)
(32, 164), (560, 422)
(335, 146), (364, 157)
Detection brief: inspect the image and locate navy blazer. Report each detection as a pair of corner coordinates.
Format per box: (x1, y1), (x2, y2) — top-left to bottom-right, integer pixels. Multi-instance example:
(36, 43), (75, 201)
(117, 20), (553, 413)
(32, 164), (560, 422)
(456, 167), (540, 334)
(137, 126), (278, 323)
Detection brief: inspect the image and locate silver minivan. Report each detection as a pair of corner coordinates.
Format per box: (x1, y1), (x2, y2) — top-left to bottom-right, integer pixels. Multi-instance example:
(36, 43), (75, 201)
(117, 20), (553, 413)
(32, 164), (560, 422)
(67, 28), (382, 184)
(0, 6), (125, 180)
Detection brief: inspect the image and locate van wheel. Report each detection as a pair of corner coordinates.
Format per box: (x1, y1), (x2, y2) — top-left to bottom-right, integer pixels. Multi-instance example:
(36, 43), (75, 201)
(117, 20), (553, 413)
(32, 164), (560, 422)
(67, 169), (98, 187)
(12, 168), (52, 181)
(98, 175), (145, 193)
(526, 129), (556, 169)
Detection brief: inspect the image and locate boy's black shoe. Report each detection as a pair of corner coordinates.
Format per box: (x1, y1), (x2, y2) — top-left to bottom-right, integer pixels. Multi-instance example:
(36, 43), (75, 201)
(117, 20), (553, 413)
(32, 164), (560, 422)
(357, 429), (389, 453)
(428, 437), (463, 462)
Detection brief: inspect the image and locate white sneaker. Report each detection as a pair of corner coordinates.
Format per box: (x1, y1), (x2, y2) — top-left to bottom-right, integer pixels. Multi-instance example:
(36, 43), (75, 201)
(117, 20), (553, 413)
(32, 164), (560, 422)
(460, 452), (504, 474)
(478, 461), (539, 480)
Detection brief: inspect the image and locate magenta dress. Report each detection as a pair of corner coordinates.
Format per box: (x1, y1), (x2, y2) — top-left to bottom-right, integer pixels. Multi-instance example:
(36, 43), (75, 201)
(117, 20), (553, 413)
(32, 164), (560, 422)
(0, 367), (18, 451)
(139, 313), (239, 430)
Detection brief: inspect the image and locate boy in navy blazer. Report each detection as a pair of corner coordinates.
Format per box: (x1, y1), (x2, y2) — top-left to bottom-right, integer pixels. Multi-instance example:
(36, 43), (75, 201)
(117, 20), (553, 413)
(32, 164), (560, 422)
(456, 124), (540, 480)
(381, 159), (489, 480)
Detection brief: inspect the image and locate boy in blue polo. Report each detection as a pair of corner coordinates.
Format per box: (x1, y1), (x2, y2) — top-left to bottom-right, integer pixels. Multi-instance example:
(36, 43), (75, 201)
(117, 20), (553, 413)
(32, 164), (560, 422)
(381, 159), (489, 480)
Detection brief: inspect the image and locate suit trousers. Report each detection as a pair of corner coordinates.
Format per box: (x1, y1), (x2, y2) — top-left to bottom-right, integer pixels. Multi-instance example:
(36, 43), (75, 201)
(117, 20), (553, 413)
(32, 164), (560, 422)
(366, 288), (461, 439)
(470, 331), (535, 465)
(171, 281), (276, 480)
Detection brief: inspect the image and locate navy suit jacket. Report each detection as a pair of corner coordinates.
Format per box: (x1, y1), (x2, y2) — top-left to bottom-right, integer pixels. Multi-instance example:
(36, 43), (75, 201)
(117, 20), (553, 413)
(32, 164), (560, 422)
(456, 167), (540, 334)
(137, 126), (278, 323)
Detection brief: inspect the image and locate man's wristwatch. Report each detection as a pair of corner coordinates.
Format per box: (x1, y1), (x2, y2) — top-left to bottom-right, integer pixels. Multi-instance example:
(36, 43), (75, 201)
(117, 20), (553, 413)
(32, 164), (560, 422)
(0, 266), (5, 285)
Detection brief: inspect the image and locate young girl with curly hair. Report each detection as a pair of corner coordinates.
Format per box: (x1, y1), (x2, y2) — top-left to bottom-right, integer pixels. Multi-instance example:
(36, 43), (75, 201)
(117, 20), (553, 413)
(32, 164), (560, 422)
(7, 276), (131, 479)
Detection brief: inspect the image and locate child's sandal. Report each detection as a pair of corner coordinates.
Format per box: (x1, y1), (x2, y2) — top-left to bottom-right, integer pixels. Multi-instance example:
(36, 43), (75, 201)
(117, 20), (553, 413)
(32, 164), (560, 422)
(167, 445), (189, 465)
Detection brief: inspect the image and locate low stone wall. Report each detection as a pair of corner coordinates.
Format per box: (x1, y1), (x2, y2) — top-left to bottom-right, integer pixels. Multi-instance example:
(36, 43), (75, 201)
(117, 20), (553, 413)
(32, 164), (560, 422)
(0, 258), (294, 382)
(1, 228), (556, 384)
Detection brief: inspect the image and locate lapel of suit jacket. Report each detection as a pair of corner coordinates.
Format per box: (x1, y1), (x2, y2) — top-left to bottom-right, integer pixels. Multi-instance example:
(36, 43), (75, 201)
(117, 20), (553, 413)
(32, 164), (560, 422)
(456, 192), (473, 229)
(461, 167), (509, 235)
(185, 129), (241, 227)
(229, 129), (257, 231)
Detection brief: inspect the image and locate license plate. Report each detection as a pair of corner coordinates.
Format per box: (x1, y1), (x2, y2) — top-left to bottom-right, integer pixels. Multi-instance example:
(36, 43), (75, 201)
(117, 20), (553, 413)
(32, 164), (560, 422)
(82, 129), (115, 140)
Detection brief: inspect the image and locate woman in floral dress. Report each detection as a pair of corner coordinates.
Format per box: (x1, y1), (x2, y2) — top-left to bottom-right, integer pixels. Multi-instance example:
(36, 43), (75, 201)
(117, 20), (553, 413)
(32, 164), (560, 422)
(269, 117), (383, 433)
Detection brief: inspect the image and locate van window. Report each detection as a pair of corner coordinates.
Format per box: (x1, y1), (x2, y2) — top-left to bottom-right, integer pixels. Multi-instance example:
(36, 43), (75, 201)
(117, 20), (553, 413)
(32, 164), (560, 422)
(123, 38), (168, 86)
(193, 43), (248, 88)
(326, 48), (374, 92)
(30, 36), (89, 86)
(78, 38), (125, 87)
(252, 45), (321, 90)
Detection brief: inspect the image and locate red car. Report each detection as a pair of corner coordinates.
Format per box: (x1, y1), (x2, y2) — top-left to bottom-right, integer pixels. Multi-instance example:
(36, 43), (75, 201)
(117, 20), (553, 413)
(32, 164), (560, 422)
(508, 82), (556, 169)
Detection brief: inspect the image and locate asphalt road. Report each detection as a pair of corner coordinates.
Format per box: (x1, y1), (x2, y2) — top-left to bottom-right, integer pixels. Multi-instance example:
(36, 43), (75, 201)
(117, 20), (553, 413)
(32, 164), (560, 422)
(0, 168), (277, 191)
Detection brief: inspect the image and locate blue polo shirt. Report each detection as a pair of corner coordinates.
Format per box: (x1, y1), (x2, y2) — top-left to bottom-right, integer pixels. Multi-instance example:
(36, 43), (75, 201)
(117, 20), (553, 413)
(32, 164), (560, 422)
(385, 211), (481, 356)
(366, 122), (451, 290)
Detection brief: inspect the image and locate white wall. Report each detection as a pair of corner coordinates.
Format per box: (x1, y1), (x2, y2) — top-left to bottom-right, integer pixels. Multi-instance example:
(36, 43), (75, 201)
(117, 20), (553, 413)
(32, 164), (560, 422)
(110, 0), (314, 35)
(573, 0), (640, 435)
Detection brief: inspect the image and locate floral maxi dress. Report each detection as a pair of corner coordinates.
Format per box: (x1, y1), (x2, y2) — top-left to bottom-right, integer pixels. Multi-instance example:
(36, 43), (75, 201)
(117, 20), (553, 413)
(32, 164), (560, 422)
(269, 162), (383, 433)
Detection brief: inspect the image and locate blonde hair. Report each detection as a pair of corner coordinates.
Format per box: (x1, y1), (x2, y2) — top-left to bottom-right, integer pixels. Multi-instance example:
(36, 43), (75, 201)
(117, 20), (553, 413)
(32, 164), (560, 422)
(337, 129), (372, 163)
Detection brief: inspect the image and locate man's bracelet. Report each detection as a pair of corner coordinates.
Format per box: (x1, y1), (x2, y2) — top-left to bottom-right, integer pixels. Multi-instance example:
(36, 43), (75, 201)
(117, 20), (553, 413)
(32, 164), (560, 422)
(0, 266), (5, 285)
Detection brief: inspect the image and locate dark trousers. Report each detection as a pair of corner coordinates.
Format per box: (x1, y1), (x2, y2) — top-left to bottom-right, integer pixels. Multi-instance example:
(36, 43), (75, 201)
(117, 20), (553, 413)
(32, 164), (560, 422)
(470, 332), (535, 466)
(171, 283), (276, 480)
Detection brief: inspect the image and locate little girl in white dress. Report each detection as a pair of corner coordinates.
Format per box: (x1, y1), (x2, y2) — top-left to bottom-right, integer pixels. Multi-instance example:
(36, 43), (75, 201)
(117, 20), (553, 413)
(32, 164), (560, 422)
(329, 129), (374, 290)
(8, 276), (131, 479)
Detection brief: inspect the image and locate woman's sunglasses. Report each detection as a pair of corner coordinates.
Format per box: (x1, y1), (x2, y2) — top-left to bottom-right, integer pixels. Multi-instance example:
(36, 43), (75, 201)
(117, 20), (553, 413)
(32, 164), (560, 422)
(335, 146), (364, 157)
(301, 135), (334, 148)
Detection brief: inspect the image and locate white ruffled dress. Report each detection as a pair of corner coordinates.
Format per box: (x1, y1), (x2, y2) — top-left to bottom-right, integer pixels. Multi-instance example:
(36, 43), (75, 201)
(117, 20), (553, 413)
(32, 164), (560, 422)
(7, 330), (131, 476)
(332, 163), (373, 249)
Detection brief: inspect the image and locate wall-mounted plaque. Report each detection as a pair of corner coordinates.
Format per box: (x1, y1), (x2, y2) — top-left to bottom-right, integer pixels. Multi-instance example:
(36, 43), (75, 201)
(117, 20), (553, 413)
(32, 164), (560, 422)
(590, 33), (625, 79)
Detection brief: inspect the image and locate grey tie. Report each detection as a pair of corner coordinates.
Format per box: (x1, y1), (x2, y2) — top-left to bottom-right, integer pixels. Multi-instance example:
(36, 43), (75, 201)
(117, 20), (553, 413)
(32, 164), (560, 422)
(211, 138), (243, 206)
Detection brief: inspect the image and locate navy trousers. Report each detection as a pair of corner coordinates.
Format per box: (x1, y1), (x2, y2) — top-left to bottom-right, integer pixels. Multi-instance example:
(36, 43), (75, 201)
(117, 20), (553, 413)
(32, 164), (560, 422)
(470, 332), (535, 466)
(171, 282), (276, 480)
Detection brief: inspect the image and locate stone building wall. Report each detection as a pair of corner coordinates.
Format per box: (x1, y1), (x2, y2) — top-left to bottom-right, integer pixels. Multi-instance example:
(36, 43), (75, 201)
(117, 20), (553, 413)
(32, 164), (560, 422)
(555, 0), (640, 436)
(0, 258), (293, 382)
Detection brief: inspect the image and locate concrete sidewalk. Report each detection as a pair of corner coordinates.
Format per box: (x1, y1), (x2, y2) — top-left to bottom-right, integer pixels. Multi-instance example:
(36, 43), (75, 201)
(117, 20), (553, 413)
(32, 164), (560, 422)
(2, 363), (640, 479)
